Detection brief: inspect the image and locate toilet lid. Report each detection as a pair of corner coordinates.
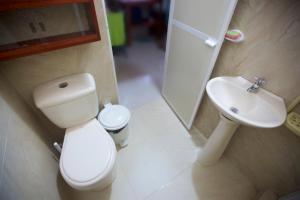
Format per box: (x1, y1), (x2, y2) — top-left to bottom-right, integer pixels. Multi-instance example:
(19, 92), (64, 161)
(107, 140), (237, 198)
(60, 119), (116, 185)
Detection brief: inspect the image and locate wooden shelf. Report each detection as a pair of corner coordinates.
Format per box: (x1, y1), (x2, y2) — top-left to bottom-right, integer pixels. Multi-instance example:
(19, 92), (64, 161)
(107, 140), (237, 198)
(0, 0), (101, 60)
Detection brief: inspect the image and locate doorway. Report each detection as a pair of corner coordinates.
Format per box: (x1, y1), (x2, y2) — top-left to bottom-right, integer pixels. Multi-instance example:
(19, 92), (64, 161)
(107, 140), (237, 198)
(105, 0), (170, 110)
(105, 0), (237, 128)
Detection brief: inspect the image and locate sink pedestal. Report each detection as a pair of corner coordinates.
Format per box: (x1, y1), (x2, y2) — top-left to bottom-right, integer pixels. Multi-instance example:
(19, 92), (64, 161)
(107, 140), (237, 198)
(197, 114), (239, 165)
(199, 76), (286, 165)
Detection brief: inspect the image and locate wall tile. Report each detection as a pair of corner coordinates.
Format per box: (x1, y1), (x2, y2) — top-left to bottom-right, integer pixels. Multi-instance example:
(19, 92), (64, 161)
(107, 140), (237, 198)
(193, 0), (300, 195)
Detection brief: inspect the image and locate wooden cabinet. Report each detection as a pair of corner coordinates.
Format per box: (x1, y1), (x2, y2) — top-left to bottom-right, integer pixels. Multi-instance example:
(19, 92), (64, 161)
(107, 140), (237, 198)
(0, 0), (101, 60)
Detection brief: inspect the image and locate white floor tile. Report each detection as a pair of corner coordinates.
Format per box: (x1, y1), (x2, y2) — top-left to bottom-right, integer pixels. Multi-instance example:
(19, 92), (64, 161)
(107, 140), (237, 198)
(114, 41), (165, 110)
(146, 159), (257, 200)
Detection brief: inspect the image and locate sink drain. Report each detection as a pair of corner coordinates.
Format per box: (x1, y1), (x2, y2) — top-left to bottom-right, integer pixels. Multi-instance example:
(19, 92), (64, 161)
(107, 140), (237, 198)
(230, 107), (239, 114)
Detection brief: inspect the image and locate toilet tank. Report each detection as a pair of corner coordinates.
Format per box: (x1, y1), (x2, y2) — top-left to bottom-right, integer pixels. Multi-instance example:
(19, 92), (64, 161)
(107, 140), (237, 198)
(33, 73), (99, 129)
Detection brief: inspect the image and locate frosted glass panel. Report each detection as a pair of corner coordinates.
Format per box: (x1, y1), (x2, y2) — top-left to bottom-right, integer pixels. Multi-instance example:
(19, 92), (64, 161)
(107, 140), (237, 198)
(163, 0), (236, 128)
(164, 26), (214, 124)
(173, 0), (231, 37)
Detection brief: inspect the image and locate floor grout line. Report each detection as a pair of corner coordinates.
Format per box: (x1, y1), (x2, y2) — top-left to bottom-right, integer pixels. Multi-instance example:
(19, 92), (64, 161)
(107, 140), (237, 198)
(143, 164), (193, 200)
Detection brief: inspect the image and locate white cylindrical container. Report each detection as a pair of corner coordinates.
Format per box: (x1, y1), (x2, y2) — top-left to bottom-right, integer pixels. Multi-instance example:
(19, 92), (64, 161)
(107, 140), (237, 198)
(98, 103), (130, 147)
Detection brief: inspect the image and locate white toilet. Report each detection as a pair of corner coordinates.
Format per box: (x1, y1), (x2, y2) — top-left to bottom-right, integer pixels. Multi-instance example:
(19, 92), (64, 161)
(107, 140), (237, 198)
(33, 73), (117, 191)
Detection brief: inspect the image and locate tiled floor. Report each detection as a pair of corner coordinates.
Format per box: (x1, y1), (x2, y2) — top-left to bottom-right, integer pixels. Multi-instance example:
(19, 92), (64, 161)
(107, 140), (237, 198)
(69, 41), (257, 200)
(114, 41), (165, 110)
(71, 98), (257, 200)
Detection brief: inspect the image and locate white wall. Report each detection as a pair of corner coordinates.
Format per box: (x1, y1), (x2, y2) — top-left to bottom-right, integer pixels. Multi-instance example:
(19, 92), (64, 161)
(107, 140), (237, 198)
(0, 0), (118, 146)
(0, 73), (70, 199)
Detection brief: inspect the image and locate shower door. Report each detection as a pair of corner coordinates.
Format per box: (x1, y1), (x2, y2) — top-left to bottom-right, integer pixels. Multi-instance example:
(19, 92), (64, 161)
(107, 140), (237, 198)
(162, 0), (237, 129)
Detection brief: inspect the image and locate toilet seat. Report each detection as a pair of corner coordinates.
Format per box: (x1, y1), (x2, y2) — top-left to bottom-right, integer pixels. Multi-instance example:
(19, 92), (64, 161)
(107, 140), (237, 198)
(59, 119), (116, 190)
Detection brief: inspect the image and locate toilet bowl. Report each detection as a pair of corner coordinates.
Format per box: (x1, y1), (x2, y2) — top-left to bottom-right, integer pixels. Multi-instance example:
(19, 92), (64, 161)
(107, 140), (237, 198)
(60, 119), (116, 190)
(33, 73), (117, 191)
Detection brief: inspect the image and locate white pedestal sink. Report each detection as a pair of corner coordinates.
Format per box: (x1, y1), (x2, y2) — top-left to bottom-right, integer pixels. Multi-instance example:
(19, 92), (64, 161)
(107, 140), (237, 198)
(197, 76), (286, 165)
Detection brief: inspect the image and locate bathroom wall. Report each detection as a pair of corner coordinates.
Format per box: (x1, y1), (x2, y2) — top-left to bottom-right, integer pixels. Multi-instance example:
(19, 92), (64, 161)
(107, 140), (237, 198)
(0, 0), (118, 144)
(0, 72), (70, 200)
(194, 0), (300, 196)
(0, 1), (116, 198)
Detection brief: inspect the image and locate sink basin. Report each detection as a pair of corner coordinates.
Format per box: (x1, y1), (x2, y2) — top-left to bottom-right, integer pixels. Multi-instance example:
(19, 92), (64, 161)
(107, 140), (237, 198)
(206, 76), (286, 128)
(198, 76), (287, 166)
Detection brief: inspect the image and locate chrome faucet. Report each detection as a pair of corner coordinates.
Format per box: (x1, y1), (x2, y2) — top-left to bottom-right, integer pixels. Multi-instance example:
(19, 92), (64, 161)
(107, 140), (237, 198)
(247, 77), (266, 93)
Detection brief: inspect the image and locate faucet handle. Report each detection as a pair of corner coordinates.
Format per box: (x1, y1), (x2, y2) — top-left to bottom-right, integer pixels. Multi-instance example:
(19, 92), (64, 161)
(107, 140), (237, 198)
(254, 77), (266, 86)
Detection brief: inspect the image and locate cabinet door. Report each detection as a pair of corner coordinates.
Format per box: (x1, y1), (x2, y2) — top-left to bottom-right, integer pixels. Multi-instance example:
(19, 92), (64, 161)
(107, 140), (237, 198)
(0, 0), (100, 60)
(162, 0), (237, 129)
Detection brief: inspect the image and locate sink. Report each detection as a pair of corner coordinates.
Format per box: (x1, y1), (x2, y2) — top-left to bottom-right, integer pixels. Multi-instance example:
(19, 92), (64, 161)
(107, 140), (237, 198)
(197, 76), (286, 166)
(206, 76), (286, 128)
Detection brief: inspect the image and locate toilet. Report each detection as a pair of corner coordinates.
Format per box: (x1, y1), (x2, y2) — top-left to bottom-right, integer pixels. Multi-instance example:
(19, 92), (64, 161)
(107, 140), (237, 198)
(33, 73), (117, 191)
